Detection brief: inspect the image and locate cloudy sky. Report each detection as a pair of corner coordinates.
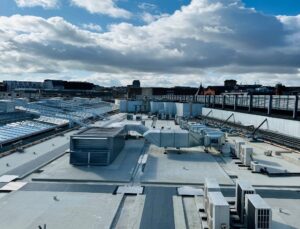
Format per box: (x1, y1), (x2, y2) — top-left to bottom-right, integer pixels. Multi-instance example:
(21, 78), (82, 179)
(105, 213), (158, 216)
(0, 0), (300, 87)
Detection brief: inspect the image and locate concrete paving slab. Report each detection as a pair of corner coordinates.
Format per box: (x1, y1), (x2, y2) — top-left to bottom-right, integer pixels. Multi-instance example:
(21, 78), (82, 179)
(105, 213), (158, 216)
(182, 197), (202, 229)
(0, 191), (122, 229)
(116, 185), (144, 195)
(112, 195), (145, 229)
(141, 145), (234, 185)
(177, 186), (203, 196)
(0, 181), (27, 191)
(0, 175), (18, 182)
(173, 196), (187, 229)
(33, 140), (144, 183)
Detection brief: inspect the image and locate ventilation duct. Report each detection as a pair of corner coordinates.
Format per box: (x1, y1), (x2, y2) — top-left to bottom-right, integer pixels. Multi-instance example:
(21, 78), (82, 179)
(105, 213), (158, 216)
(108, 122), (225, 149)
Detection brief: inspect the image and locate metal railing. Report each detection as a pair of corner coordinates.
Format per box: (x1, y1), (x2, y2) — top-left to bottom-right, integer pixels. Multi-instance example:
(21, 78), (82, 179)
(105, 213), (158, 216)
(136, 94), (300, 119)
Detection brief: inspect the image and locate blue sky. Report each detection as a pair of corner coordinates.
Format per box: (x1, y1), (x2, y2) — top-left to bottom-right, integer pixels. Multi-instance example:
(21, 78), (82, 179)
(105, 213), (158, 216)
(0, 0), (300, 86)
(243, 0), (300, 16)
(1, 0), (299, 28)
(0, 0), (192, 28)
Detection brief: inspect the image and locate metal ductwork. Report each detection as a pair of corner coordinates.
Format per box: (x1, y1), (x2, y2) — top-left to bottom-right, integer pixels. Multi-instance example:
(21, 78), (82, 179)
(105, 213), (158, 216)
(108, 122), (149, 135)
(143, 124), (225, 148)
(143, 129), (191, 148)
(124, 124), (149, 135)
(108, 122), (225, 149)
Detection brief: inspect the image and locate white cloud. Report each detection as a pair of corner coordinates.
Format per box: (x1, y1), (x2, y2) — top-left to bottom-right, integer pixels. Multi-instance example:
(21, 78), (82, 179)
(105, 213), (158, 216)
(141, 12), (169, 24)
(277, 15), (300, 45)
(70, 0), (132, 19)
(82, 23), (102, 32)
(1, 0), (300, 86)
(15, 0), (59, 9)
(138, 2), (157, 11)
(138, 2), (168, 24)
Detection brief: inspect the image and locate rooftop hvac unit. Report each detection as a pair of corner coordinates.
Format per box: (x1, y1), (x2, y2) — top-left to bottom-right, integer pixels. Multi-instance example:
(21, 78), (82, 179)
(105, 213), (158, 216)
(204, 132), (225, 149)
(207, 192), (230, 229)
(136, 115), (142, 121)
(251, 161), (261, 172)
(179, 119), (189, 130)
(204, 178), (221, 207)
(70, 127), (125, 166)
(158, 113), (166, 120)
(250, 161), (287, 174)
(245, 194), (272, 229)
(126, 114), (133, 120)
(234, 140), (245, 158)
(189, 124), (207, 133)
(236, 180), (255, 223)
(240, 145), (253, 166)
(143, 129), (190, 148)
(174, 115), (181, 125)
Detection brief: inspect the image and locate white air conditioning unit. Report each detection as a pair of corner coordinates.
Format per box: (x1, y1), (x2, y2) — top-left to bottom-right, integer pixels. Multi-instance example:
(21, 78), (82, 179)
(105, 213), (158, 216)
(245, 194), (272, 229)
(240, 145), (253, 166)
(251, 161), (261, 172)
(204, 178), (221, 206)
(205, 197), (210, 216)
(207, 192), (230, 229)
(236, 180), (255, 223)
(208, 218), (213, 229)
(250, 161), (259, 172)
(209, 201), (214, 221)
(161, 113), (166, 120)
(234, 140), (245, 158)
(250, 162), (287, 174)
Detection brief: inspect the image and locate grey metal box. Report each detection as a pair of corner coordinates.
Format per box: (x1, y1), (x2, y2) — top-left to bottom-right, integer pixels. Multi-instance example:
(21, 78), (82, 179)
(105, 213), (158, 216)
(70, 127), (125, 166)
(245, 194), (272, 229)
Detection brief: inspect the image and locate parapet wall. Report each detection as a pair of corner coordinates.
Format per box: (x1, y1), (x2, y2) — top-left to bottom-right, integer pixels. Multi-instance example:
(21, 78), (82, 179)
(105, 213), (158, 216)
(202, 108), (300, 138)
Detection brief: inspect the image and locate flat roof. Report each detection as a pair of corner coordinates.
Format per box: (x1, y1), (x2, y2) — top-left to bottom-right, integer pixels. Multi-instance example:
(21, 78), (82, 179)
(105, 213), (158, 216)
(0, 191), (123, 229)
(0, 114), (299, 229)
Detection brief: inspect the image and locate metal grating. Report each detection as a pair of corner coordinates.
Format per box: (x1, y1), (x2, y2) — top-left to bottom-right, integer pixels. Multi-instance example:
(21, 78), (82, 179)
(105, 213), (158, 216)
(70, 150), (110, 165)
(257, 209), (270, 229)
(89, 152), (109, 165)
(247, 198), (271, 229)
